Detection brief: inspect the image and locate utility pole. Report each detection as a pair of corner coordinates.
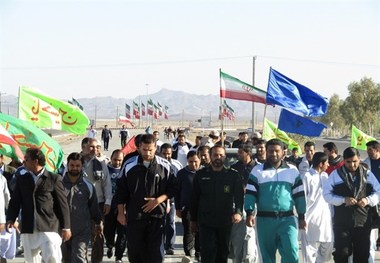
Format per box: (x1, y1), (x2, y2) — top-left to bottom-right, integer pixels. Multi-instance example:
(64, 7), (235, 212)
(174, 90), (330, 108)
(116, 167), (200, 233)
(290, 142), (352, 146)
(0, 92), (6, 113)
(251, 56), (256, 134)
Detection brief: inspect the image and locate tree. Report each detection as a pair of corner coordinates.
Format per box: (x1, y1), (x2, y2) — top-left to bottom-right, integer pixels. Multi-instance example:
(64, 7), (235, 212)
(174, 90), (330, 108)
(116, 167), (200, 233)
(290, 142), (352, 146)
(320, 94), (345, 132)
(340, 77), (380, 135)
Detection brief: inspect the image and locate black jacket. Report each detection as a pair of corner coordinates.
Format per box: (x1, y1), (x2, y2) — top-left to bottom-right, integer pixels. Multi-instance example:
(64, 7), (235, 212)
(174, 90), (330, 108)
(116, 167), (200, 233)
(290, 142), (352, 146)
(115, 155), (177, 221)
(190, 166), (244, 227)
(7, 167), (71, 233)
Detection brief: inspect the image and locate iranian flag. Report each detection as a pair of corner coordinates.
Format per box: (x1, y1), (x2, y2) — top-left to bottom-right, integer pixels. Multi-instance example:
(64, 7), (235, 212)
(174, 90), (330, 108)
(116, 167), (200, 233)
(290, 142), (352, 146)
(220, 71), (266, 104)
(0, 124), (24, 161)
(118, 115), (135, 127)
(147, 99), (154, 116)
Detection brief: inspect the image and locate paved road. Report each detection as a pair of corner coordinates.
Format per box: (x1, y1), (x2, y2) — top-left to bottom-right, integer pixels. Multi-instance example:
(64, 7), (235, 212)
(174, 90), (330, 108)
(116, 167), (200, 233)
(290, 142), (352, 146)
(7, 129), (380, 262)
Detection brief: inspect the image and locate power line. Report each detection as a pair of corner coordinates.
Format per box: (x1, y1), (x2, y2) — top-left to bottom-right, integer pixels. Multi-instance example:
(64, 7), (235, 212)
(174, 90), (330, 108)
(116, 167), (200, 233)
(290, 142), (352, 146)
(1, 55), (379, 70)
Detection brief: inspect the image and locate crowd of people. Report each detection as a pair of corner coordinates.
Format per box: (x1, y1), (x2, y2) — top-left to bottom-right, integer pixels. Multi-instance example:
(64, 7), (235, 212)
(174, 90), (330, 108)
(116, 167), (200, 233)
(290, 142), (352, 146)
(0, 125), (380, 263)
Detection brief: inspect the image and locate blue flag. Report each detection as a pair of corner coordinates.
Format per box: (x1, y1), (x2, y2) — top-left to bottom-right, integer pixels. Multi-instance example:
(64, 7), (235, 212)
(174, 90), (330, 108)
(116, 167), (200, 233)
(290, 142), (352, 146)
(266, 68), (328, 117)
(278, 109), (327, 137)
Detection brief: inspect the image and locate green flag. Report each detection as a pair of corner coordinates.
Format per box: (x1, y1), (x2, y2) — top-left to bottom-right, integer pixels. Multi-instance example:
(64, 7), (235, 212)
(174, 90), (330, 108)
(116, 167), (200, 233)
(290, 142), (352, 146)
(0, 113), (64, 172)
(18, 86), (90, 135)
(263, 118), (302, 155)
(351, 124), (376, 150)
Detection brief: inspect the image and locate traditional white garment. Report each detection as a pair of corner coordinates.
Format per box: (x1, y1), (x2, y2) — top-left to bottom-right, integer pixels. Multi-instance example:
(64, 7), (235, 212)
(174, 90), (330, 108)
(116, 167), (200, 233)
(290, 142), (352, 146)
(301, 168), (334, 263)
(21, 232), (62, 263)
(0, 228), (16, 259)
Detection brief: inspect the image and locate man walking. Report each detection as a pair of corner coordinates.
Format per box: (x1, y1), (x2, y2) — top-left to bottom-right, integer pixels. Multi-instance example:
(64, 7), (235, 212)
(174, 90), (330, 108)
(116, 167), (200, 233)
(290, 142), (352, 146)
(6, 148), (71, 263)
(190, 145), (244, 263)
(245, 139), (306, 263)
(61, 152), (102, 263)
(119, 125), (130, 148)
(323, 147), (380, 262)
(160, 143), (183, 256)
(101, 125), (112, 151)
(300, 152), (334, 263)
(230, 144), (258, 263)
(175, 151), (201, 260)
(115, 134), (177, 263)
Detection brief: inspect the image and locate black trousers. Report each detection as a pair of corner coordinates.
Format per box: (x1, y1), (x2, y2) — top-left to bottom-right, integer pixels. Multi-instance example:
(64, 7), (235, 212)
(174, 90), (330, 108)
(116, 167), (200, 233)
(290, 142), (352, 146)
(181, 210), (200, 255)
(127, 218), (164, 263)
(199, 224), (231, 263)
(103, 137), (110, 150)
(104, 208), (127, 260)
(333, 225), (371, 263)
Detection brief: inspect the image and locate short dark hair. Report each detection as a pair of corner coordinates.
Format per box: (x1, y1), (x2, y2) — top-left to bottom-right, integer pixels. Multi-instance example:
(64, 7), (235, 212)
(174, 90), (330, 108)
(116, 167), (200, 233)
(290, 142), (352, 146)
(343, 147), (360, 159)
(197, 145), (210, 154)
(312, 152), (328, 168)
(239, 144), (252, 155)
(160, 143), (173, 152)
(266, 139), (284, 149)
(81, 137), (90, 148)
(140, 134), (155, 145)
(304, 141), (315, 148)
(134, 134), (143, 147)
(26, 148), (46, 166)
(67, 152), (84, 165)
(210, 145), (226, 155)
(111, 149), (124, 159)
(195, 135), (203, 140)
(323, 142), (338, 154)
(187, 151), (198, 159)
(366, 140), (380, 150)
(256, 139), (266, 146)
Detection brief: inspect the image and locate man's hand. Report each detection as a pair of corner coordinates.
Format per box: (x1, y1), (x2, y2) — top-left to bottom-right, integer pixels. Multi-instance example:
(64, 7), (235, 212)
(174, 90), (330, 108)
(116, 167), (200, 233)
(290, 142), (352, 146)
(103, 204), (111, 215)
(61, 229), (72, 242)
(142, 197), (160, 213)
(231, 213), (242, 224)
(246, 214), (255, 227)
(298, 219), (307, 230)
(0, 224), (5, 232)
(176, 210), (182, 218)
(117, 211), (127, 226)
(357, 197), (369, 208)
(345, 197), (357, 206)
(5, 221), (14, 233)
(166, 200), (171, 214)
(190, 221), (198, 234)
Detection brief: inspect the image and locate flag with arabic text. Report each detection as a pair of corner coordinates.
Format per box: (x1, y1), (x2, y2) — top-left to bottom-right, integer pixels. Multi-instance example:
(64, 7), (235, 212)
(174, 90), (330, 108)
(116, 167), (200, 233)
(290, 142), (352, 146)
(220, 71), (266, 104)
(351, 125), (376, 150)
(18, 86), (89, 135)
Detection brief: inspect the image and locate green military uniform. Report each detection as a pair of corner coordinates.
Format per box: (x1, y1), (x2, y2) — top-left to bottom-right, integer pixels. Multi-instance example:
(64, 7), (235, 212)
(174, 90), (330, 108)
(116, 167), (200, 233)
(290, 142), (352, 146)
(190, 166), (244, 263)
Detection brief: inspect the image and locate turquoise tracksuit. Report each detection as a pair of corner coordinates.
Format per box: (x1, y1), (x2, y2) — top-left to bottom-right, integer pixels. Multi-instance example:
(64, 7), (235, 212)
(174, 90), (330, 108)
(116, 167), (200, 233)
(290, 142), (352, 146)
(244, 161), (306, 263)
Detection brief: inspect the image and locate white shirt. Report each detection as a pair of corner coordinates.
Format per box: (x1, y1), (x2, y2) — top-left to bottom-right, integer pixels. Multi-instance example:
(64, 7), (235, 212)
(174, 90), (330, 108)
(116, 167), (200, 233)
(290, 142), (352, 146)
(302, 168), (333, 242)
(87, 129), (97, 138)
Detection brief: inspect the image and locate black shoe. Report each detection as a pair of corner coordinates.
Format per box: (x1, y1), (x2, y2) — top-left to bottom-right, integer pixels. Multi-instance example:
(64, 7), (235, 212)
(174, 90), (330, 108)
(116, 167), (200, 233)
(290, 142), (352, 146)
(16, 246), (24, 256)
(107, 247), (113, 259)
(195, 251), (201, 261)
(166, 248), (174, 255)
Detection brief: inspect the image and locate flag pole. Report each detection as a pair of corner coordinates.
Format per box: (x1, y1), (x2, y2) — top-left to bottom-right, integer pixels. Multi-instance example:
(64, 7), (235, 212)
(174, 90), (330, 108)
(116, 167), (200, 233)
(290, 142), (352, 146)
(219, 68), (224, 147)
(251, 56), (256, 134)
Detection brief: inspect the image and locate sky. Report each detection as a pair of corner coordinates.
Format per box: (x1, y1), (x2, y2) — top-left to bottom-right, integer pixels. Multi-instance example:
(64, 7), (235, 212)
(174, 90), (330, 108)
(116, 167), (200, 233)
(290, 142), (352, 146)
(0, 0), (379, 101)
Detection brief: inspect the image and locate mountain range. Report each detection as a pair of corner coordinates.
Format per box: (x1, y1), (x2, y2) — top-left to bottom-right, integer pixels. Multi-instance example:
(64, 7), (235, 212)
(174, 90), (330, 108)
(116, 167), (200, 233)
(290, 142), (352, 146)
(1, 88), (278, 121)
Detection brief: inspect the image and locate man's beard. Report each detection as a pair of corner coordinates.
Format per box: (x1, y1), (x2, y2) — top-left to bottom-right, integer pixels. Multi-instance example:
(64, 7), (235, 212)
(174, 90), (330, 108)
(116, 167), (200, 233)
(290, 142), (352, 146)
(69, 170), (81, 177)
(212, 159), (224, 168)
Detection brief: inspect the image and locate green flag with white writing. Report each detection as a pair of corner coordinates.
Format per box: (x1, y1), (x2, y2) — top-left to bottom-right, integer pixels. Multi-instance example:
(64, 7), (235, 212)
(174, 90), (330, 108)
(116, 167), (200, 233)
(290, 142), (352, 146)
(18, 86), (90, 135)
